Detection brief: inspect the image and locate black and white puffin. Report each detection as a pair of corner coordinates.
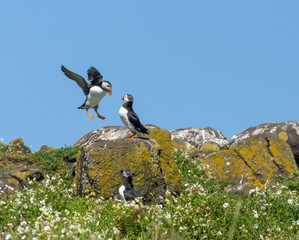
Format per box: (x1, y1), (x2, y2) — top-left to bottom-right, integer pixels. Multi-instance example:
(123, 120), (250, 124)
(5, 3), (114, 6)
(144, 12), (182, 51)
(119, 170), (141, 201)
(119, 94), (149, 139)
(61, 65), (112, 120)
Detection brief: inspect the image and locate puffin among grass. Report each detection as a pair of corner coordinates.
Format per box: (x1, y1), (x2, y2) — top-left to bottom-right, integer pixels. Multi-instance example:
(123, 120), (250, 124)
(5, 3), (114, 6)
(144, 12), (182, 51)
(61, 65), (112, 120)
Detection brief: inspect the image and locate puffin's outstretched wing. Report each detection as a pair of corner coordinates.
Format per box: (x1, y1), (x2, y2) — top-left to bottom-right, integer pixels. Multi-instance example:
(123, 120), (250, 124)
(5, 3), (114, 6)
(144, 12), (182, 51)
(87, 66), (103, 85)
(61, 65), (90, 95)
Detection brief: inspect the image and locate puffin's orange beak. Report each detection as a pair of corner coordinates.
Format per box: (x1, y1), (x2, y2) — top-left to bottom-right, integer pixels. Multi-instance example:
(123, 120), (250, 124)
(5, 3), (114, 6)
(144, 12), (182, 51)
(122, 96), (124, 100)
(109, 90), (112, 96)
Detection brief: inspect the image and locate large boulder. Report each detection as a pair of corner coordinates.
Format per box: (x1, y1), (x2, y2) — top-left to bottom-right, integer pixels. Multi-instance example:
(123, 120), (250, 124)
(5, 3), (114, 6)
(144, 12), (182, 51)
(170, 127), (228, 155)
(229, 121), (299, 167)
(74, 125), (182, 203)
(0, 165), (44, 193)
(203, 136), (298, 189)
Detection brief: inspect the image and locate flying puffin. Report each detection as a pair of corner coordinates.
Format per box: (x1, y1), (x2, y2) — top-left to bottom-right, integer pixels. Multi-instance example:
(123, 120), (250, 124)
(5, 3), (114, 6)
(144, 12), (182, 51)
(119, 170), (142, 201)
(61, 65), (112, 120)
(119, 94), (149, 139)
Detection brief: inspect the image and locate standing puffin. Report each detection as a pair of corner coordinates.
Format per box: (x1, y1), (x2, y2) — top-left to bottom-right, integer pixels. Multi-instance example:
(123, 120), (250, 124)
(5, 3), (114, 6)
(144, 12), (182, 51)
(119, 170), (141, 201)
(119, 94), (149, 139)
(61, 65), (112, 120)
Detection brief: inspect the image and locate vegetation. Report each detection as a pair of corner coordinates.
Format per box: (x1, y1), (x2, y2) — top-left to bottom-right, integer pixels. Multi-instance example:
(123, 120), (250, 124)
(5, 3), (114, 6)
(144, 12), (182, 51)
(0, 147), (298, 239)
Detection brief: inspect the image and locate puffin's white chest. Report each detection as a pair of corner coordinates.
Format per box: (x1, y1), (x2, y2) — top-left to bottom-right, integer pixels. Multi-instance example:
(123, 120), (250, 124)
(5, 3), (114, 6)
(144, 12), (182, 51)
(119, 185), (126, 201)
(86, 86), (106, 108)
(119, 106), (135, 132)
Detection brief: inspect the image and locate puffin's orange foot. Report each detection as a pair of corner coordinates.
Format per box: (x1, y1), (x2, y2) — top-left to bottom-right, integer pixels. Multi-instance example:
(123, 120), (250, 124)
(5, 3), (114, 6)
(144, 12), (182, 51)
(87, 111), (94, 120)
(96, 112), (106, 120)
(126, 133), (136, 139)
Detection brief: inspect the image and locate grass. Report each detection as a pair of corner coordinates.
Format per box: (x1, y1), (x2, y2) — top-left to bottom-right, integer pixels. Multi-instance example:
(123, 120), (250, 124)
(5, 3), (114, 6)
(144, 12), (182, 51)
(0, 147), (298, 239)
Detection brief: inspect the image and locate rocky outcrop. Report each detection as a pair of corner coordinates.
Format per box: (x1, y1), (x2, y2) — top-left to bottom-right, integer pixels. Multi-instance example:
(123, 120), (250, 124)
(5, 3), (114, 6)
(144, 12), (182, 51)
(39, 145), (57, 152)
(203, 136), (298, 188)
(1, 138), (31, 154)
(0, 165), (44, 192)
(229, 121), (299, 167)
(170, 127), (228, 155)
(74, 125), (182, 203)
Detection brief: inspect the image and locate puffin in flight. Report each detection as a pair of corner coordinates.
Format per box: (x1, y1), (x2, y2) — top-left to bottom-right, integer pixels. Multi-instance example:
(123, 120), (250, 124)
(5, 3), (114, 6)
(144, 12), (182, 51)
(119, 170), (142, 202)
(61, 65), (112, 120)
(119, 94), (149, 139)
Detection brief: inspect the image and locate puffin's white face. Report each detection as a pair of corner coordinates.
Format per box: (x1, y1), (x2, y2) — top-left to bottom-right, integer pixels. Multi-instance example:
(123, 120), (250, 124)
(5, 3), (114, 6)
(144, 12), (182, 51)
(102, 81), (112, 95)
(122, 94), (134, 102)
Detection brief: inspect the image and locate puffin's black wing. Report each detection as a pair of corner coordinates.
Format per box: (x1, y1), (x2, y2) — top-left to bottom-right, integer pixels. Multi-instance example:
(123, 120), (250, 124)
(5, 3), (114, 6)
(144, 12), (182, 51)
(61, 65), (90, 95)
(87, 66), (103, 85)
(124, 188), (141, 201)
(128, 112), (149, 134)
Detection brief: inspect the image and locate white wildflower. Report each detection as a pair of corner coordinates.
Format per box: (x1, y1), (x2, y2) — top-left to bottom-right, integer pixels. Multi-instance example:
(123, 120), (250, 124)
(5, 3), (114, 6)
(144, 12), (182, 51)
(44, 225), (50, 232)
(276, 190), (282, 196)
(254, 223), (258, 229)
(20, 220), (27, 226)
(55, 217), (60, 222)
(223, 202), (229, 209)
(5, 234), (12, 240)
(61, 228), (66, 233)
(165, 214), (171, 218)
(253, 210), (259, 218)
(217, 230), (222, 235)
(249, 189), (255, 194)
(226, 161), (231, 166)
(287, 198), (293, 205)
(276, 227), (281, 231)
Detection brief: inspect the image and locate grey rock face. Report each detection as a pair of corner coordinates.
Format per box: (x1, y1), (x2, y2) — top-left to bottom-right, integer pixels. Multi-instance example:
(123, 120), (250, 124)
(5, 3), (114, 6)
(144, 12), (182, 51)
(170, 127), (228, 152)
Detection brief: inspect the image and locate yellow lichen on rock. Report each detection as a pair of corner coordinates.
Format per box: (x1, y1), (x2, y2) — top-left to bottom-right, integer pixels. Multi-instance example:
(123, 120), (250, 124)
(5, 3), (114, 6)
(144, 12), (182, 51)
(203, 136), (297, 188)
(278, 131), (288, 142)
(149, 127), (182, 194)
(201, 142), (219, 154)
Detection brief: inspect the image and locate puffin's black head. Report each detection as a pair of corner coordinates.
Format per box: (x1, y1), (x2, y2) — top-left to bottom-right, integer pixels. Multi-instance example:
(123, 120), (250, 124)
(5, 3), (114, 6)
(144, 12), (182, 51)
(120, 170), (134, 181)
(100, 81), (112, 96)
(122, 94), (134, 102)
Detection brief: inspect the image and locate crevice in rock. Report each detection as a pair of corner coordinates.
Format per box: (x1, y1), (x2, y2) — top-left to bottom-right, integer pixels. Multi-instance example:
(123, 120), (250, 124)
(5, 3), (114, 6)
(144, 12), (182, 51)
(232, 149), (259, 179)
(265, 138), (288, 176)
(9, 174), (29, 189)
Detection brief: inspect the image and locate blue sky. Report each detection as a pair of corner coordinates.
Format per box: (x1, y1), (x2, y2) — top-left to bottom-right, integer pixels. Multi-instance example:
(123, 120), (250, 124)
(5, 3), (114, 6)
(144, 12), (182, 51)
(1, 1), (298, 151)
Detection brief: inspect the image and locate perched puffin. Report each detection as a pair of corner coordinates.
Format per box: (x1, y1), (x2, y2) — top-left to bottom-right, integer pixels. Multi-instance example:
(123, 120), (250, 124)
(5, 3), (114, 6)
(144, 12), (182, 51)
(61, 65), (112, 120)
(119, 170), (141, 202)
(119, 94), (150, 139)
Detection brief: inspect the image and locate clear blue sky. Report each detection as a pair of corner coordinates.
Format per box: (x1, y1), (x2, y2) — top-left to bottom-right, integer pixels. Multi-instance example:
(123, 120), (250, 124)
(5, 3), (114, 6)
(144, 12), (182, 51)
(1, 1), (298, 151)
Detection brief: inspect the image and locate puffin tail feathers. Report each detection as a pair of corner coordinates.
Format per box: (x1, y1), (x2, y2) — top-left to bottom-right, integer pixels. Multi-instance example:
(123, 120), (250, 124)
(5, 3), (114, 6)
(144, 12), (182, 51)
(77, 104), (85, 109)
(138, 125), (150, 135)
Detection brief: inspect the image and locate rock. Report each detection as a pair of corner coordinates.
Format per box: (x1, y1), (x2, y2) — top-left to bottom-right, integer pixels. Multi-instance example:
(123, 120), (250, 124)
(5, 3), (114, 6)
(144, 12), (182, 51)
(0, 165), (44, 193)
(170, 127), (228, 155)
(203, 136), (298, 188)
(229, 121), (299, 167)
(1, 138), (31, 154)
(74, 125), (182, 203)
(39, 145), (57, 152)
